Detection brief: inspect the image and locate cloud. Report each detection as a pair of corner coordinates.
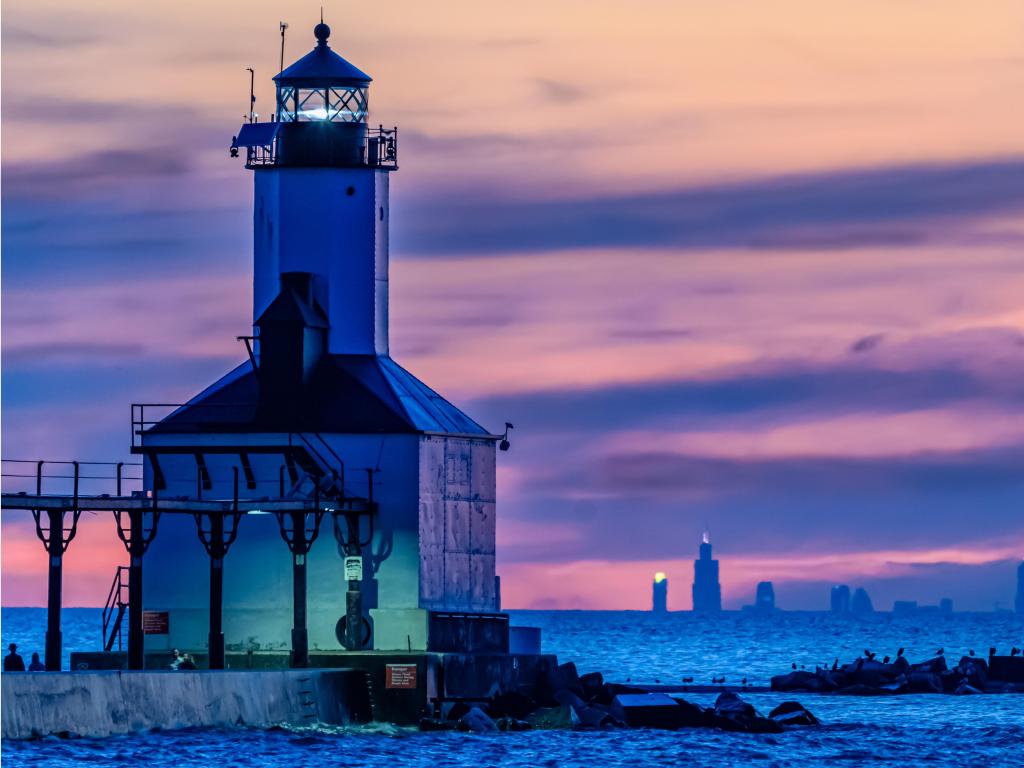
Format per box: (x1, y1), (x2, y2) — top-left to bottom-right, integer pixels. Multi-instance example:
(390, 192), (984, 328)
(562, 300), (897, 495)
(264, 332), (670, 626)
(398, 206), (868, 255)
(534, 78), (588, 103)
(850, 333), (885, 353)
(393, 157), (1024, 255)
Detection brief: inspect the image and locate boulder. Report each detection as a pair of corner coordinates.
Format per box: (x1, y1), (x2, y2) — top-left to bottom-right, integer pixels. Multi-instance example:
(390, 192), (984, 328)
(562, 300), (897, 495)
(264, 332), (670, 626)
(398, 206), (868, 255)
(610, 693), (690, 730)
(713, 692), (783, 733)
(956, 657), (988, 689)
(911, 656), (948, 675)
(579, 671), (605, 702)
(953, 682), (982, 695)
(525, 706), (573, 730)
(488, 690), (537, 720)
(770, 670), (819, 691)
(768, 701), (819, 726)
(906, 671), (943, 694)
(570, 703), (620, 730)
(555, 661), (584, 697)
(457, 706), (499, 733)
(495, 716), (532, 732)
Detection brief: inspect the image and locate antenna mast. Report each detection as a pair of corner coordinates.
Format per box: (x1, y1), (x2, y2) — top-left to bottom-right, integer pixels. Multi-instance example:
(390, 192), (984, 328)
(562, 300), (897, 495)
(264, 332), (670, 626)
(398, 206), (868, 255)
(246, 67), (255, 123)
(277, 21), (288, 122)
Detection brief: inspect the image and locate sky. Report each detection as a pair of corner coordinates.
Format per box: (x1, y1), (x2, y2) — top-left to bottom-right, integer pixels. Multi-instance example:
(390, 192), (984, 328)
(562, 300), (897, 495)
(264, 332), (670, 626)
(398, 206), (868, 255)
(3, 0), (1024, 610)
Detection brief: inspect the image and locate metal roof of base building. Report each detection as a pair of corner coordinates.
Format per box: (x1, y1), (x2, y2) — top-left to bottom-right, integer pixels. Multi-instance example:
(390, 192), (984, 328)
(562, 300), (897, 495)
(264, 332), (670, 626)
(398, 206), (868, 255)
(148, 355), (492, 438)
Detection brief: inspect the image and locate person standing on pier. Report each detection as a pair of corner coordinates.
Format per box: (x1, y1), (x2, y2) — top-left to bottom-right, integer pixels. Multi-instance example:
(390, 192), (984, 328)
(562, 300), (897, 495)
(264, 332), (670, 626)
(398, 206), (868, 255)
(28, 652), (45, 671)
(4, 643), (26, 671)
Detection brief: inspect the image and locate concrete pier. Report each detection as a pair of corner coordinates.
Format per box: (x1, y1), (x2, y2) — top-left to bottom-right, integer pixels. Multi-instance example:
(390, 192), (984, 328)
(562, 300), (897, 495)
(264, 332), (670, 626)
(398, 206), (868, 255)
(1, 669), (370, 739)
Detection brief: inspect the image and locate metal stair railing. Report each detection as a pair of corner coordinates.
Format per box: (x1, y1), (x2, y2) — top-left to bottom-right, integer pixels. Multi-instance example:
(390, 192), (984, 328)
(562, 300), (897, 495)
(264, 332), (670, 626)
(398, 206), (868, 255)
(102, 566), (130, 652)
(289, 432), (346, 499)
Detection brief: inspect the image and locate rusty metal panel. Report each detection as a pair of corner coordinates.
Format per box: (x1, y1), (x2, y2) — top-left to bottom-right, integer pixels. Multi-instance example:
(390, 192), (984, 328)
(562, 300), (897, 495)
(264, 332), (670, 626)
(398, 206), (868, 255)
(445, 500), (471, 553)
(444, 440), (472, 500)
(469, 501), (495, 555)
(469, 554), (497, 611)
(443, 553), (471, 609)
(470, 441), (496, 503)
(419, 553), (445, 607)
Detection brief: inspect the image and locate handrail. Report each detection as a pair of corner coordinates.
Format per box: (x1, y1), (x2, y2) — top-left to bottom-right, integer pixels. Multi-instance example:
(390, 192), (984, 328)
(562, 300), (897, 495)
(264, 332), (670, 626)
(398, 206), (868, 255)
(2, 459), (143, 497)
(101, 566), (129, 652)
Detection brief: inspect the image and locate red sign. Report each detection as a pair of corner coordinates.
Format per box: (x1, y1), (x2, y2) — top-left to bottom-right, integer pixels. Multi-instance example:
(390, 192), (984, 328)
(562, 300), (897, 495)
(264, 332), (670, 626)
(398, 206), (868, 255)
(385, 664), (417, 689)
(143, 611), (169, 634)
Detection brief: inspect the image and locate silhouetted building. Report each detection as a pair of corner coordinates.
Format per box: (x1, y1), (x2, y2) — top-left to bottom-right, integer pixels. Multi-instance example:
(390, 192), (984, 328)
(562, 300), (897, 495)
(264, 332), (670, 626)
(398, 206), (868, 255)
(1017, 561), (1024, 616)
(893, 600), (917, 615)
(851, 587), (874, 614)
(893, 598), (954, 616)
(691, 534), (721, 613)
(652, 572), (668, 613)
(830, 584), (851, 613)
(755, 581), (775, 610)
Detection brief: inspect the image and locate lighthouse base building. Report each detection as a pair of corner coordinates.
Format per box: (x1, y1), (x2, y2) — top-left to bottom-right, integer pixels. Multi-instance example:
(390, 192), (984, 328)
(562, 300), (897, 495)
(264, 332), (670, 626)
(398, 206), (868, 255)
(136, 23), (501, 655)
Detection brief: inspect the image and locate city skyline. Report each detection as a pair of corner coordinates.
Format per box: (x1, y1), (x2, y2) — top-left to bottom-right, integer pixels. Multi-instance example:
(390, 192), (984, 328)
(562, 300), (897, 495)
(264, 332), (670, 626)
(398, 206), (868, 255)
(3, 0), (1024, 610)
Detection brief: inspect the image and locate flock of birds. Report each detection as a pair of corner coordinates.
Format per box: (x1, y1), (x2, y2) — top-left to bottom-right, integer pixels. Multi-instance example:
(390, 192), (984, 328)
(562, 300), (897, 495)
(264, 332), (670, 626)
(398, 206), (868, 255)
(626, 646), (1022, 687)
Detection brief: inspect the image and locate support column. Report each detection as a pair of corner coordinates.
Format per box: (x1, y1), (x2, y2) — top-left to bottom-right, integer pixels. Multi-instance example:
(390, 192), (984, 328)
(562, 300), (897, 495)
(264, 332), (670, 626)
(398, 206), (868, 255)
(209, 512), (225, 670)
(127, 510), (145, 670)
(45, 510), (63, 672)
(115, 483), (160, 671)
(32, 461), (82, 672)
(275, 508), (325, 668)
(334, 471), (375, 652)
(292, 550), (308, 667)
(194, 467), (243, 670)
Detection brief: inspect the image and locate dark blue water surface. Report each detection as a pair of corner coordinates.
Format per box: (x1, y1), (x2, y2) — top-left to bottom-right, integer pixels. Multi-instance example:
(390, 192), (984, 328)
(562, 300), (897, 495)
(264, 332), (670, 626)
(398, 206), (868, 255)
(3, 608), (1023, 767)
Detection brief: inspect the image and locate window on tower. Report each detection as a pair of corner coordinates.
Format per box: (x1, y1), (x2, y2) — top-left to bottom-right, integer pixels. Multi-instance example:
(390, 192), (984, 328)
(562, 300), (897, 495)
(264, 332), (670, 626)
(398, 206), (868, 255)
(277, 86), (368, 123)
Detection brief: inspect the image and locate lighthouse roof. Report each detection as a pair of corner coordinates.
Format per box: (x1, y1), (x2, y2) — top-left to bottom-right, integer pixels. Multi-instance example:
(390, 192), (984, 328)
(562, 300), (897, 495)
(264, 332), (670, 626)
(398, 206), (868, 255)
(151, 355), (492, 438)
(275, 23), (372, 87)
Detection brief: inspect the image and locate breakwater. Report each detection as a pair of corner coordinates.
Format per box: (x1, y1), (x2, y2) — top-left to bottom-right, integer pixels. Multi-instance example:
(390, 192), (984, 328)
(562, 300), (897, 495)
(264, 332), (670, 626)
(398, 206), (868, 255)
(1, 669), (369, 739)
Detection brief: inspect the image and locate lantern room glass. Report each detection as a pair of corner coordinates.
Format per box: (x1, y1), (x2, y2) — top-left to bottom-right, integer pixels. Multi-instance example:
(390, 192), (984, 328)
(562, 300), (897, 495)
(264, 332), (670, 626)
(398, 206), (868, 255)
(277, 86), (368, 123)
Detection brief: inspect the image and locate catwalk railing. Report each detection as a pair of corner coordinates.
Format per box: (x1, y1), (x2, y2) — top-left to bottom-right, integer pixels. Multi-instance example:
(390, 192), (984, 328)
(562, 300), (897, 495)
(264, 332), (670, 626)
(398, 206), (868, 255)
(0, 453), (378, 671)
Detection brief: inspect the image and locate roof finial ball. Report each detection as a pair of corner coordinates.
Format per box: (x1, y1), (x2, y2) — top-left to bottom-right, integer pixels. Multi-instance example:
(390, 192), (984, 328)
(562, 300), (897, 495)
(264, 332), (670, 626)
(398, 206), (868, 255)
(314, 19), (331, 47)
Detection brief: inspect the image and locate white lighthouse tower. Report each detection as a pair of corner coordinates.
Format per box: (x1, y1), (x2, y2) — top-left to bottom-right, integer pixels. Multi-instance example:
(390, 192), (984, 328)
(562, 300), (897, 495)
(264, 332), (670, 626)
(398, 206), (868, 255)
(137, 22), (501, 659)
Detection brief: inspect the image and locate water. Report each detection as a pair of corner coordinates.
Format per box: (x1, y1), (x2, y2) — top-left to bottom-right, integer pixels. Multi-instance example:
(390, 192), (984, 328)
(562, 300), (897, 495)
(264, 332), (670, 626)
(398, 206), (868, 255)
(3, 608), (1023, 767)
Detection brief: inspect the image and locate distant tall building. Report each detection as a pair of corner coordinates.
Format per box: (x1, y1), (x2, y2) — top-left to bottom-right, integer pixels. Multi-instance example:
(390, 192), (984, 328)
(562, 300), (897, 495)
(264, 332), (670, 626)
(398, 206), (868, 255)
(830, 584), (851, 613)
(1016, 561), (1024, 616)
(851, 587), (874, 614)
(755, 581), (776, 610)
(652, 572), (668, 613)
(692, 533), (722, 613)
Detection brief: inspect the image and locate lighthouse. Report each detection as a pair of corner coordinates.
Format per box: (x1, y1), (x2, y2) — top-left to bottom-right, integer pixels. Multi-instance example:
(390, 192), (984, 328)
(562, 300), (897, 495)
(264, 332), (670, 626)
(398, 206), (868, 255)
(136, 22), (501, 659)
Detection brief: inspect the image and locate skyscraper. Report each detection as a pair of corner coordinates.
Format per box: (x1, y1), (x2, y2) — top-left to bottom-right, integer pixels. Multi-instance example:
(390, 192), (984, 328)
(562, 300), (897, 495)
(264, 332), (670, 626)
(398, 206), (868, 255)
(1016, 560), (1024, 616)
(652, 572), (668, 613)
(755, 581), (776, 610)
(692, 534), (722, 613)
(851, 587), (874, 614)
(830, 584), (851, 613)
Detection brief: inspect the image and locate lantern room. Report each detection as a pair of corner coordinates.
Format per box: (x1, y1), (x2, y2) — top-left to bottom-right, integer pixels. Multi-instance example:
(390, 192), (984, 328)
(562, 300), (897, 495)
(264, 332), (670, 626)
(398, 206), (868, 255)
(275, 22), (370, 123)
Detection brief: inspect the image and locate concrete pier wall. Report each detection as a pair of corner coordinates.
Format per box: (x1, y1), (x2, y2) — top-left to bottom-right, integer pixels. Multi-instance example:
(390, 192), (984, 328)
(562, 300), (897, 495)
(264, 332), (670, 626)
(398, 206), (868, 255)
(1, 669), (369, 740)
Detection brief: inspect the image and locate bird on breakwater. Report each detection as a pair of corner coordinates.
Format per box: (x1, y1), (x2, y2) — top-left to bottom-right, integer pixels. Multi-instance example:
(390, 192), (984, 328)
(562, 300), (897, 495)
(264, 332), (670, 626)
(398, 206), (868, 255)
(1011, 648), (1021, 657)
(831, 659), (839, 671)
(897, 648), (904, 658)
(969, 649), (975, 657)
(989, 647), (996, 658)
(882, 656), (890, 664)
(741, 678), (747, 686)
(864, 650), (876, 661)
(681, 677), (693, 683)
(937, 648), (944, 656)
(791, 663), (797, 670)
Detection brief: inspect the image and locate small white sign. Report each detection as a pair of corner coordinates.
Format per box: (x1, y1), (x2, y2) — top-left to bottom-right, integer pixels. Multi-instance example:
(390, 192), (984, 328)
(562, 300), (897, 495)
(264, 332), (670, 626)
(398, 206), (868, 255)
(344, 556), (363, 581)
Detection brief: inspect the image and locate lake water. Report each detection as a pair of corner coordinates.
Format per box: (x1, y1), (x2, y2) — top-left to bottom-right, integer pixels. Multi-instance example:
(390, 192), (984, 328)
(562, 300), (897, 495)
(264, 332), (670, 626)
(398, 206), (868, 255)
(3, 608), (1023, 767)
